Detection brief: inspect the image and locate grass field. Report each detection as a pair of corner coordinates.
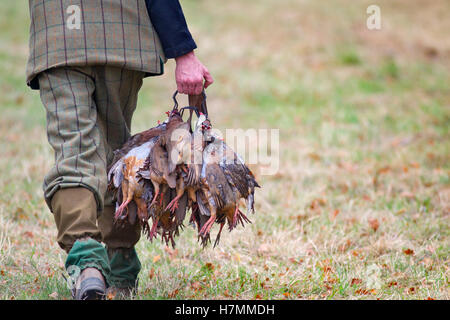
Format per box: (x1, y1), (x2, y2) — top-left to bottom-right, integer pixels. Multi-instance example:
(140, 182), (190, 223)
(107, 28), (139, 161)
(0, 0), (449, 300)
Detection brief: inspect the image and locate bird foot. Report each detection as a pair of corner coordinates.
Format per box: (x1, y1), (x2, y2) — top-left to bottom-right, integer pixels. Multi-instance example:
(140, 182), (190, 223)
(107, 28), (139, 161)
(199, 216), (215, 237)
(114, 200), (131, 221)
(165, 198), (180, 213)
(147, 218), (159, 241)
(213, 223), (225, 248)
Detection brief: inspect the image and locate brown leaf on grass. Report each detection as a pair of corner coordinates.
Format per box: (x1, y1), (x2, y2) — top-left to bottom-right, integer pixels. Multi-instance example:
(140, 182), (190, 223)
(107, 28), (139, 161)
(331, 209), (340, 220)
(282, 292), (291, 298)
(355, 288), (370, 295)
(388, 281), (398, 287)
(254, 294), (262, 299)
(148, 268), (155, 279)
(308, 152), (321, 161)
(224, 290), (232, 298)
(351, 278), (362, 286)
(310, 198), (327, 210)
(368, 218), (380, 232)
(0, 270), (5, 276)
(23, 231), (34, 238)
(191, 281), (201, 290)
(288, 258), (304, 265)
(403, 248), (414, 256)
(291, 214), (306, 223)
(164, 247), (178, 260)
(204, 262), (215, 271)
(426, 297), (435, 300)
(168, 289), (179, 298)
(338, 239), (352, 252)
(153, 255), (161, 263)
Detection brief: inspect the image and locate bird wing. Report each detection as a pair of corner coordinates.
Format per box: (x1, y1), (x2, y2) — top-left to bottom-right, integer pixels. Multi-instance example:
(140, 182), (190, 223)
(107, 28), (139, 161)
(219, 141), (259, 198)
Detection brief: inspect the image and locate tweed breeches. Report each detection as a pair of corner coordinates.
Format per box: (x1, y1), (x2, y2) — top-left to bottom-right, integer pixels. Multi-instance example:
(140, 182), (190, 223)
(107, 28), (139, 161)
(38, 66), (145, 211)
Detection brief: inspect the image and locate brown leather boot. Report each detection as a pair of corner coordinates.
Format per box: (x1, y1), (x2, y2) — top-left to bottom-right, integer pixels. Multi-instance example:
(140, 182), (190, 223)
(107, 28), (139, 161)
(73, 267), (107, 300)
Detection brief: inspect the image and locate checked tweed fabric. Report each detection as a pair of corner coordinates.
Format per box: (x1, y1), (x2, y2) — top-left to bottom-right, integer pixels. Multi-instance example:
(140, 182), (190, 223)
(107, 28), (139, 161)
(38, 66), (145, 211)
(27, 0), (165, 89)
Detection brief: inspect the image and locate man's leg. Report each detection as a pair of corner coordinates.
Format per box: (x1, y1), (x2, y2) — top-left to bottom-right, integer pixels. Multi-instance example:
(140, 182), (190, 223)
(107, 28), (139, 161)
(39, 67), (111, 298)
(93, 66), (146, 292)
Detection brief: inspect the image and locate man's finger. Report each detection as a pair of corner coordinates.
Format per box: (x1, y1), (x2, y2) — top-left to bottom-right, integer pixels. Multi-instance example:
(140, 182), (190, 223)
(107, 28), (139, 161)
(203, 69), (214, 88)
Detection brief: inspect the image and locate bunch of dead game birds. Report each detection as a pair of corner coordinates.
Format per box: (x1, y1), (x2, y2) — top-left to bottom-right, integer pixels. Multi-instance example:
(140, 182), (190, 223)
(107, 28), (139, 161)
(107, 92), (260, 248)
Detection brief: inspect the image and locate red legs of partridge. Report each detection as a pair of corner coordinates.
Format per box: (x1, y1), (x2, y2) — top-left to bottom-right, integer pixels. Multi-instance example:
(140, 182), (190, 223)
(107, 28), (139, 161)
(165, 176), (185, 213)
(199, 207), (216, 238)
(213, 222), (225, 248)
(232, 206), (252, 230)
(149, 180), (165, 207)
(148, 216), (159, 240)
(115, 180), (131, 220)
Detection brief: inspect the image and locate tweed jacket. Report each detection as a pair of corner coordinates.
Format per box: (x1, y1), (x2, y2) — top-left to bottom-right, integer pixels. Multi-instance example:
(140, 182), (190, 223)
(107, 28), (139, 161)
(26, 0), (166, 89)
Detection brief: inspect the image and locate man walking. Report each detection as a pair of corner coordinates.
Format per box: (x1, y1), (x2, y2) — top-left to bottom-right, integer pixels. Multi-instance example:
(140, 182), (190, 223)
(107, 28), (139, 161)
(26, 0), (213, 299)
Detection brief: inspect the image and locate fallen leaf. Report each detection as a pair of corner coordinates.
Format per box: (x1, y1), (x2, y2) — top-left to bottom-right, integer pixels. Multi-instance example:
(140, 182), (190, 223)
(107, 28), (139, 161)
(308, 152), (321, 161)
(164, 247), (178, 260)
(388, 281), (398, 287)
(331, 209), (340, 220)
(168, 289), (179, 298)
(403, 248), (414, 256)
(204, 262), (215, 271)
(310, 198), (327, 210)
(355, 288), (370, 295)
(153, 255), (161, 263)
(351, 278), (362, 286)
(191, 281), (201, 290)
(148, 268), (155, 279)
(23, 231), (34, 238)
(368, 218), (380, 232)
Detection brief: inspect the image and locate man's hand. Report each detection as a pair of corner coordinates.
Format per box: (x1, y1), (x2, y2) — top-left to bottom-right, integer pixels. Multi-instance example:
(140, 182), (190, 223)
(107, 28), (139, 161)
(175, 51), (213, 95)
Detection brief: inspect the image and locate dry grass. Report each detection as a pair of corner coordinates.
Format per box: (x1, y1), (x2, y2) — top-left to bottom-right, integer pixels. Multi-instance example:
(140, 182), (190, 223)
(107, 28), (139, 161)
(0, 0), (448, 300)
